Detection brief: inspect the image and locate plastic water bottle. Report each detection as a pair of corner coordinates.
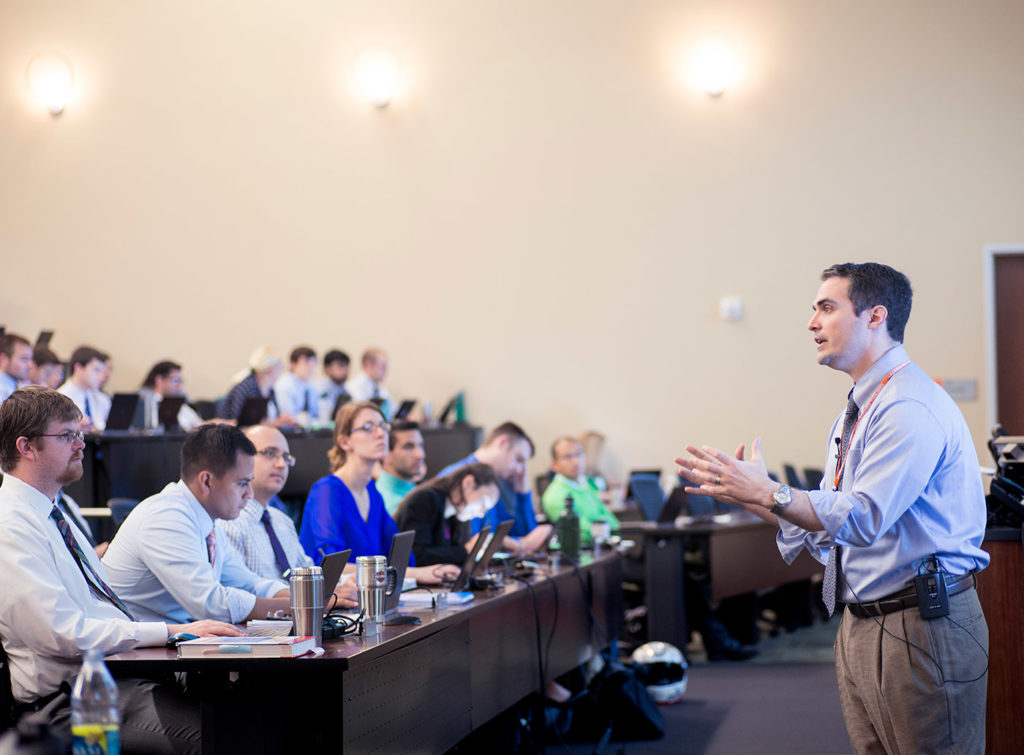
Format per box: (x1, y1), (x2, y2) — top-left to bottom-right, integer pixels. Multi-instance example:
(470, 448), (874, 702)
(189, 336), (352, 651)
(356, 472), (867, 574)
(557, 495), (580, 562)
(71, 649), (120, 755)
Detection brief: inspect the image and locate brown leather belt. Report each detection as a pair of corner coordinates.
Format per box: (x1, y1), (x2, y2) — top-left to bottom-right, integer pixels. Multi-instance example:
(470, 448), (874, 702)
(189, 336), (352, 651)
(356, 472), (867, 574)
(846, 572), (977, 619)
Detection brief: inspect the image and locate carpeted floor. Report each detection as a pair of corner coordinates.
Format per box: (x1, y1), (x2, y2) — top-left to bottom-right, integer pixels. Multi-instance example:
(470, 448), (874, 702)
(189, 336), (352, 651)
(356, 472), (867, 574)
(557, 620), (851, 754)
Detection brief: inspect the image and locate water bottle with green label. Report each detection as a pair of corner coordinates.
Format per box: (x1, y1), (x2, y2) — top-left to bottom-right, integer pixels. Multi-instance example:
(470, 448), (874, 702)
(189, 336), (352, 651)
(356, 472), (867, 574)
(71, 648), (120, 755)
(557, 495), (580, 562)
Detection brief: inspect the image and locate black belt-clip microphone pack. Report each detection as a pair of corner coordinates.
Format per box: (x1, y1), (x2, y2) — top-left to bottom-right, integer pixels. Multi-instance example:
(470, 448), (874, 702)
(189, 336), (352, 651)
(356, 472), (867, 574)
(914, 555), (950, 620)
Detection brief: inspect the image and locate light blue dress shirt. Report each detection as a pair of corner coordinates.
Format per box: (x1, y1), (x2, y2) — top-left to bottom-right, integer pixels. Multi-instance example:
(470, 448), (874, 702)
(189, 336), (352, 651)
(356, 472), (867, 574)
(0, 371), (18, 403)
(102, 481), (288, 623)
(777, 345), (989, 602)
(274, 372), (319, 418)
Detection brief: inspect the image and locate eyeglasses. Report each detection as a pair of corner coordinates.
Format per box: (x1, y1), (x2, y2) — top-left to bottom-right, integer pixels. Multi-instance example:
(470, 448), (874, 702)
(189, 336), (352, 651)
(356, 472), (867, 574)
(31, 431), (85, 444)
(351, 420), (391, 435)
(257, 448), (296, 467)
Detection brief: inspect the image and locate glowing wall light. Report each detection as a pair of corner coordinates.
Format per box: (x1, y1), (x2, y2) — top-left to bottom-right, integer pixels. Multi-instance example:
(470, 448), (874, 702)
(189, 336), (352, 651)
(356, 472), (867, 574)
(687, 37), (738, 97)
(26, 52), (75, 115)
(355, 48), (401, 107)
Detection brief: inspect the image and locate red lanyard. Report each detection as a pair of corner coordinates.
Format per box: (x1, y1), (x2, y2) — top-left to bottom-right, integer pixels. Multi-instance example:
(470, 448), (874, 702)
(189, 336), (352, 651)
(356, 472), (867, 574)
(832, 360), (911, 491)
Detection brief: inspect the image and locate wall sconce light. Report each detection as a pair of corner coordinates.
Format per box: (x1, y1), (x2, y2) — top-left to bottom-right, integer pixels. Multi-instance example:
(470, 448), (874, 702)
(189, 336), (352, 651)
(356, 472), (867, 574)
(355, 48), (401, 108)
(688, 37), (738, 97)
(26, 52), (75, 115)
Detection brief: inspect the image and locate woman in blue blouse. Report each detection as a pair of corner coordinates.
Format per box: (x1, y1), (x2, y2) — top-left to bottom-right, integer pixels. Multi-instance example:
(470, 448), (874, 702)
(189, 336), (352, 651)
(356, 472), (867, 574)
(299, 401), (456, 584)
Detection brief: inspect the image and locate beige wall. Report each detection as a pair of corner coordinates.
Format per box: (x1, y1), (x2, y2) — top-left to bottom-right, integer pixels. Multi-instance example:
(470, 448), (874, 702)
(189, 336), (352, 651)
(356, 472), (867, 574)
(3, 1), (1023, 484)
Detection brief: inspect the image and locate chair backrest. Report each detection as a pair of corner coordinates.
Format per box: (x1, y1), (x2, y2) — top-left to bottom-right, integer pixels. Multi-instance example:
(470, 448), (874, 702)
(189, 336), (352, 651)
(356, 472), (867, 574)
(108, 498), (140, 528)
(190, 400), (217, 420)
(802, 468), (824, 490)
(782, 464), (805, 488)
(535, 471), (554, 500)
(627, 474), (665, 522)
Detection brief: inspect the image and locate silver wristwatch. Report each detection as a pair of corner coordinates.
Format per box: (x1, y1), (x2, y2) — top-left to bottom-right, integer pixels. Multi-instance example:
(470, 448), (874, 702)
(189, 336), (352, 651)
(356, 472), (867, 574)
(769, 484), (792, 516)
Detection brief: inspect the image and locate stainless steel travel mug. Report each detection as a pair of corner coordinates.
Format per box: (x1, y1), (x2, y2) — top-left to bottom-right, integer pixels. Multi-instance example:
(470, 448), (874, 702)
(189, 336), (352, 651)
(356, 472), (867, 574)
(289, 566), (324, 647)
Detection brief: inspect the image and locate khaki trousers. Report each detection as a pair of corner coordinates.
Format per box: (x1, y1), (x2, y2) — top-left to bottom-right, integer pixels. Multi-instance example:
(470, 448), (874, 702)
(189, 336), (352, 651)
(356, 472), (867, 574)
(835, 587), (988, 755)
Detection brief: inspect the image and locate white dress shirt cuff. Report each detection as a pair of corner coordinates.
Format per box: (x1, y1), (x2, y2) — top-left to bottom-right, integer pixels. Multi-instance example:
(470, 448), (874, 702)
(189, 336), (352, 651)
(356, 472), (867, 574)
(136, 621), (174, 648)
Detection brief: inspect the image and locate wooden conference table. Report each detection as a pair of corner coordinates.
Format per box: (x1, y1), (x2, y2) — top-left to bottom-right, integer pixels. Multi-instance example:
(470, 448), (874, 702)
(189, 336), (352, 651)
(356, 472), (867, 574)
(62, 424), (481, 511)
(620, 513), (822, 650)
(107, 551), (623, 754)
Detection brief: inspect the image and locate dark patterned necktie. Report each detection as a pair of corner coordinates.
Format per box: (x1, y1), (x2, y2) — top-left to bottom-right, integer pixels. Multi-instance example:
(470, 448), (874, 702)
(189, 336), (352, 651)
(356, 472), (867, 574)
(50, 506), (136, 620)
(823, 396), (859, 616)
(57, 493), (95, 548)
(206, 529), (217, 565)
(261, 509), (291, 577)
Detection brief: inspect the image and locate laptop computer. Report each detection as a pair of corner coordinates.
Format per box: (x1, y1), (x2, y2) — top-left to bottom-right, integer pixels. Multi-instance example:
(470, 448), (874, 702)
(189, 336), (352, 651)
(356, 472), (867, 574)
(383, 530), (419, 625)
(448, 525), (491, 592)
(35, 330), (54, 347)
(104, 393), (141, 432)
(319, 548), (353, 612)
(157, 396), (187, 430)
(393, 399), (416, 420)
(437, 395), (458, 425)
(470, 519), (513, 579)
(237, 396), (270, 426)
(246, 548), (351, 636)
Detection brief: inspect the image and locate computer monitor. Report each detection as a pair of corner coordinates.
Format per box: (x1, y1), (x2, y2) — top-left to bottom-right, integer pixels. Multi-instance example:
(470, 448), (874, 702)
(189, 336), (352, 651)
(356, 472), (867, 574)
(237, 397), (269, 426)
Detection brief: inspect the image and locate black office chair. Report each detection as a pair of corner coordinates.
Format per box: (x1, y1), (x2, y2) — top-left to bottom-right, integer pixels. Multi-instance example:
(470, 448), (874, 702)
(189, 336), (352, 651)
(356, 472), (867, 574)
(190, 400), (217, 421)
(626, 474), (665, 521)
(782, 464), (805, 489)
(108, 498), (140, 529)
(535, 471), (554, 500)
(802, 468), (824, 490)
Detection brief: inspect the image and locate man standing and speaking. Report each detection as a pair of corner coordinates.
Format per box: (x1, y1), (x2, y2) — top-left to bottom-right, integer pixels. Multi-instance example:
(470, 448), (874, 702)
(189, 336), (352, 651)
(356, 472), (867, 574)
(675, 263), (988, 753)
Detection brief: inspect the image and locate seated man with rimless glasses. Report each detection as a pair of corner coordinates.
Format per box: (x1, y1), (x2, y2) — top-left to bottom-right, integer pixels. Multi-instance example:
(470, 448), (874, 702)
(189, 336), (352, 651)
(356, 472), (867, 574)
(221, 426), (358, 606)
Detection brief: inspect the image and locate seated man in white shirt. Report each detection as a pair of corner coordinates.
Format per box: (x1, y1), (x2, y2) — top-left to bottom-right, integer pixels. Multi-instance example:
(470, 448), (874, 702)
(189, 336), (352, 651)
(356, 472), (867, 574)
(0, 386), (240, 752)
(137, 360), (204, 431)
(345, 347), (393, 417)
(315, 348), (351, 420)
(30, 344), (64, 389)
(221, 425), (358, 607)
(57, 345), (111, 431)
(102, 423), (293, 624)
(0, 332), (34, 403)
(273, 346), (319, 426)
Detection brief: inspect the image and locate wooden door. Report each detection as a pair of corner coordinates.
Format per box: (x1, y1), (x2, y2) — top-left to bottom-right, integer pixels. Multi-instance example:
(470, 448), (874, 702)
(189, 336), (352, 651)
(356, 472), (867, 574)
(994, 254), (1024, 433)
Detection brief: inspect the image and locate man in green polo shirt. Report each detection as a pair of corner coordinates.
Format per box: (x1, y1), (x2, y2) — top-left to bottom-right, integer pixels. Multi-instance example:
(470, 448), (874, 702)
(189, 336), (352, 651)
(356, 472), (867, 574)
(377, 420), (427, 515)
(541, 436), (619, 545)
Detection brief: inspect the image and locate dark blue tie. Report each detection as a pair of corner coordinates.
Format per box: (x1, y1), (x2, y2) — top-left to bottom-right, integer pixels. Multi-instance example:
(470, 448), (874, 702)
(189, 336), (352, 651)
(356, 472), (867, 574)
(84, 395), (93, 420)
(260, 509), (291, 577)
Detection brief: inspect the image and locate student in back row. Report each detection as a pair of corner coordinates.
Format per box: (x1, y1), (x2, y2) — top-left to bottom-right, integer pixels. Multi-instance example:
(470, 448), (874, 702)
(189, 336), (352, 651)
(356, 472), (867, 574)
(137, 360), (204, 431)
(218, 346), (295, 427)
(0, 333), (34, 403)
(345, 348), (392, 417)
(58, 346), (111, 431)
(299, 401), (457, 584)
(274, 346), (319, 425)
